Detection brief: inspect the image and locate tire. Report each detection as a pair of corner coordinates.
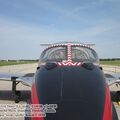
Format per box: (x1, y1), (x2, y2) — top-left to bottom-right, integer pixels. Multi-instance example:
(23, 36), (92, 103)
(15, 95), (20, 103)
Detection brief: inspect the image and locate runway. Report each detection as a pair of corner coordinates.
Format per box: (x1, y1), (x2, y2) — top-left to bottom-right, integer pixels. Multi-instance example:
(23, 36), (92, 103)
(0, 63), (120, 120)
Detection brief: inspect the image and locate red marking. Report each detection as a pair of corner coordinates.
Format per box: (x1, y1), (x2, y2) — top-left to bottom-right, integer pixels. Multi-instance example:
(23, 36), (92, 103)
(57, 43), (83, 66)
(42, 43), (96, 67)
(102, 85), (112, 120)
(67, 44), (72, 61)
(31, 83), (44, 120)
(58, 61), (82, 66)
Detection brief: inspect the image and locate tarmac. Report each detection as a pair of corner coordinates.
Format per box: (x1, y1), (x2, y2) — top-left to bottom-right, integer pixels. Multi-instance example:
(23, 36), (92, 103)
(0, 63), (120, 120)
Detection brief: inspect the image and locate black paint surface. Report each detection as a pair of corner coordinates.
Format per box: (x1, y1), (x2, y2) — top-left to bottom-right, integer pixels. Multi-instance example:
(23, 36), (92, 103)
(35, 65), (106, 120)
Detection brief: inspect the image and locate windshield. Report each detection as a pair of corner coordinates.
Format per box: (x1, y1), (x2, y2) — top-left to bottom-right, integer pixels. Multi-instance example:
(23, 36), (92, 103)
(71, 46), (99, 63)
(40, 45), (99, 64)
(40, 46), (67, 62)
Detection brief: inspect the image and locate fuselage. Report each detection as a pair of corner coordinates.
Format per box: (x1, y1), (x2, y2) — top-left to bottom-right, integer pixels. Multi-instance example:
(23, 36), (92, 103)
(31, 42), (113, 120)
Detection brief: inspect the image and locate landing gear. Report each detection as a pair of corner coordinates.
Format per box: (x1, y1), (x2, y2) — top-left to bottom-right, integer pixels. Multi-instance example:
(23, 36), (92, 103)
(11, 76), (21, 103)
(13, 91), (21, 103)
(115, 91), (120, 105)
(111, 91), (120, 105)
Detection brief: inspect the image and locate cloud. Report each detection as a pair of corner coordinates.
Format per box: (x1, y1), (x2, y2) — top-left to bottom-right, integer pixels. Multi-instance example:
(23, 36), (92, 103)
(0, 18), (61, 42)
(0, 17), (120, 59)
(100, 0), (120, 3)
(78, 22), (120, 37)
(0, 17), (119, 43)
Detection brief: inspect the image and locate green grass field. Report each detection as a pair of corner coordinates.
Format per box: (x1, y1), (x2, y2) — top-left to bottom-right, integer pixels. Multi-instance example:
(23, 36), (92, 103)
(0, 60), (120, 66)
(0, 60), (37, 66)
(100, 60), (120, 66)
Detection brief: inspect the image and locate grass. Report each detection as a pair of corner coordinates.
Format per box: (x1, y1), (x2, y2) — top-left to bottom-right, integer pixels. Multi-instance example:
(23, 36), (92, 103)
(0, 60), (37, 66)
(0, 60), (120, 66)
(100, 60), (120, 66)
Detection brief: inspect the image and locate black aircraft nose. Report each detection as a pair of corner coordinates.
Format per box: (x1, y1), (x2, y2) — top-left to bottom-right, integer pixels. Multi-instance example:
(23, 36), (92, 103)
(35, 65), (106, 120)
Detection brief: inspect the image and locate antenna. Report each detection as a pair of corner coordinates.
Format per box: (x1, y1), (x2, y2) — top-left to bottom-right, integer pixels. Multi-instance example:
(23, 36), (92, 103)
(40, 44), (52, 46)
(84, 44), (95, 46)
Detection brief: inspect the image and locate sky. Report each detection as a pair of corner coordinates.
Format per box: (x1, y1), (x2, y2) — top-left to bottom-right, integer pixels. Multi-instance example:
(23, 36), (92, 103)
(0, 0), (120, 59)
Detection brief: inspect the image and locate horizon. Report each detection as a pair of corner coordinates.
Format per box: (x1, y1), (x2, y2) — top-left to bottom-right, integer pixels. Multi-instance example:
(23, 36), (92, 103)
(0, 58), (120, 60)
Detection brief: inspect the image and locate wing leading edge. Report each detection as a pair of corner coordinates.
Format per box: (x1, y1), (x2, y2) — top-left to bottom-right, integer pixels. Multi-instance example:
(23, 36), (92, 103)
(0, 73), (34, 87)
(105, 73), (120, 86)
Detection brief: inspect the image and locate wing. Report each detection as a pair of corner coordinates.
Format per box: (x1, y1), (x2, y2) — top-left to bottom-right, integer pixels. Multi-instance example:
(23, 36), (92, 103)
(16, 76), (34, 87)
(105, 73), (120, 86)
(0, 73), (34, 87)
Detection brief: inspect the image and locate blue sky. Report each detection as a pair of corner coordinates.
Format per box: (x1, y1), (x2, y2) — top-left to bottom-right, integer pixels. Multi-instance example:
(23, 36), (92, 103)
(0, 0), (120, 59)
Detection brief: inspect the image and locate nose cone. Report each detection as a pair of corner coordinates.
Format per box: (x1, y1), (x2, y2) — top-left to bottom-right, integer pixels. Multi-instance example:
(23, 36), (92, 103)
(35, 66), (106, 120)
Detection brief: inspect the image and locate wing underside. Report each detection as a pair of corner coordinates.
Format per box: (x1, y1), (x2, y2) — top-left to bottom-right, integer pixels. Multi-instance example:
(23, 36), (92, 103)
(105, 73), (120, 86)
(0, 73), (34, 87)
